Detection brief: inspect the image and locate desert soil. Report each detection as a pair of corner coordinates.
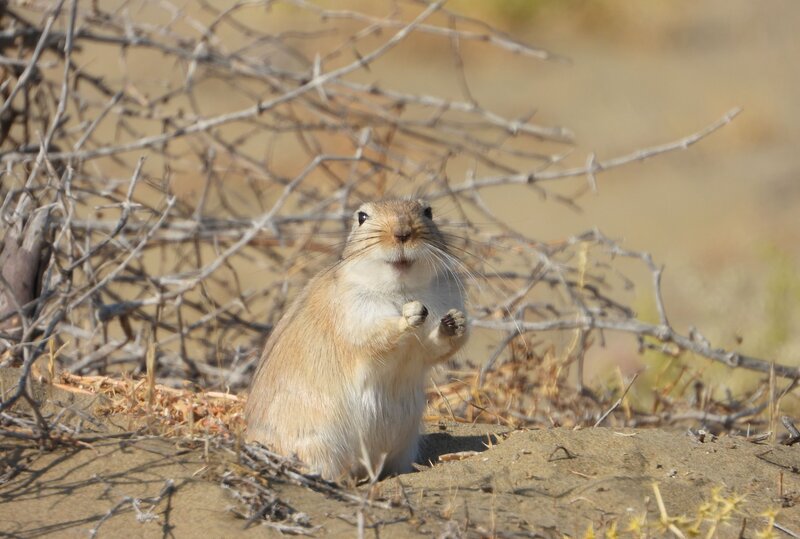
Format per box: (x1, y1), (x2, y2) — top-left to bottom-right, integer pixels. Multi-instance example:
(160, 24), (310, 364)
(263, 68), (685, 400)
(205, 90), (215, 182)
(1, 371), (799, 538)
(3, 422), (799, 537)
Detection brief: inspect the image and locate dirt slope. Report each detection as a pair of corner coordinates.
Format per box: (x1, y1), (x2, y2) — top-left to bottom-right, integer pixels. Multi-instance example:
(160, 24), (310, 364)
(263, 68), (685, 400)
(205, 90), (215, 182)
(2, 419), (799, 538)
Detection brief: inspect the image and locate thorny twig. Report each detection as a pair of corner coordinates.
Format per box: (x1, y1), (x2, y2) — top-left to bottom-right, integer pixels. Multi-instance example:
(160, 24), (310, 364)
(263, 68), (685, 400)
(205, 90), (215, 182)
(221, 471), (319, 534)
(780, 415), (800, 446)
(241, 443), (399, 510)
(594, 372), (639, 427)
(88, 479), (175, 538)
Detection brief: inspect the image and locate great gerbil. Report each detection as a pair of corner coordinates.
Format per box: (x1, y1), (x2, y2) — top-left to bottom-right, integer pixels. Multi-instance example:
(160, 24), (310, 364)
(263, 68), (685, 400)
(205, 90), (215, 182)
(245, 199), (468, 480)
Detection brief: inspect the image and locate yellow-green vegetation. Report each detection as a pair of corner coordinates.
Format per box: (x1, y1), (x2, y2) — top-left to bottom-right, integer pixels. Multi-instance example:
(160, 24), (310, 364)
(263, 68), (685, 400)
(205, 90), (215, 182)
(760, 246), (800, 357)
(452, 0), (547, 26)
(621, 296), (687, 413)
(625, 247), (800, 420)
(576, 484), (779, 539)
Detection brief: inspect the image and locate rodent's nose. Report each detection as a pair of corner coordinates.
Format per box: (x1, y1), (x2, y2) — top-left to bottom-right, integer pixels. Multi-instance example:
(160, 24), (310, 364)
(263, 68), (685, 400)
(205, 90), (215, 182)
(394, 230), (412, 243)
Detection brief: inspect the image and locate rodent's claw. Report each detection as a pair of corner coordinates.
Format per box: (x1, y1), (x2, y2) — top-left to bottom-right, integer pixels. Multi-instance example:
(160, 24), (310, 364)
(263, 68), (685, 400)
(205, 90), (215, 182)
(440, 309), (467, 337)
(402, 301), (428, 329)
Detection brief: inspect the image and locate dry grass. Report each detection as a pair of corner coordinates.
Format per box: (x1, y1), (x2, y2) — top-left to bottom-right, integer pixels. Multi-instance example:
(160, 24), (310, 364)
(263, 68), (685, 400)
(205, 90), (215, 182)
(52, 371), (245, 438)
(424, 337), (789, 441)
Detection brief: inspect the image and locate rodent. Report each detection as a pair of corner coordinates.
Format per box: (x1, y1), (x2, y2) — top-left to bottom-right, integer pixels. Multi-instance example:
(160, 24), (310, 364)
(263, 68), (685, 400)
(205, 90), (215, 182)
(245, 198), (468, 480)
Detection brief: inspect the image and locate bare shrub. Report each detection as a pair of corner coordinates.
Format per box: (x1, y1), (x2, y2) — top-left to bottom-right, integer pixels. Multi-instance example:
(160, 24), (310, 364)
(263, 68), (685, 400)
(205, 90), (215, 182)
(0, 1), (791, 435)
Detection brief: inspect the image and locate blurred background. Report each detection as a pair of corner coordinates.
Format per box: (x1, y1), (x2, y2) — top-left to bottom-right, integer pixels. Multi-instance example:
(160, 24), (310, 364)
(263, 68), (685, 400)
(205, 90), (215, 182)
(391, 0), (800, 388)
(461, 0), (800, 386)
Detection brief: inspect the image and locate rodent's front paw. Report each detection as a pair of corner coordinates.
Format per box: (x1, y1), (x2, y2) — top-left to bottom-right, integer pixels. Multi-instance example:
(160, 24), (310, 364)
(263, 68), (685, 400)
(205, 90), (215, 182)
(440, 309), (467, 337)
(402, 301), (428, 329)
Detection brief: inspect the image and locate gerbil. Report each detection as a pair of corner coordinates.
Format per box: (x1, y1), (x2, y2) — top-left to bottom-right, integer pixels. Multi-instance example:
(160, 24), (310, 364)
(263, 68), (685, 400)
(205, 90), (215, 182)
(245, 199), (468, 480)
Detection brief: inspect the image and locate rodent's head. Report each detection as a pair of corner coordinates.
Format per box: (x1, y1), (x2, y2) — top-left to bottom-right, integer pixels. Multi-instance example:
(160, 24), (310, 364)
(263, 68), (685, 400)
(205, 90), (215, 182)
(340, 199), (452, 289)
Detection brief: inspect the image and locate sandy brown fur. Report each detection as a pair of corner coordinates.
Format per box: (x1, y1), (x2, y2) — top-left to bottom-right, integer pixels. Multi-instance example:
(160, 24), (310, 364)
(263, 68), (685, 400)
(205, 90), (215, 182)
(245, 199), (468, 480)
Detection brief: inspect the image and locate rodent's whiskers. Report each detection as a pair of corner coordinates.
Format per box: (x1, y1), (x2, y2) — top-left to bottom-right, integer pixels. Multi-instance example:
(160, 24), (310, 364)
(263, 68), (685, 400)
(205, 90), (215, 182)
(420, 247), (455, 293)
(424, 242), (474, 301)
(319, 238), (384, 279)
(428, 233), (528, 342)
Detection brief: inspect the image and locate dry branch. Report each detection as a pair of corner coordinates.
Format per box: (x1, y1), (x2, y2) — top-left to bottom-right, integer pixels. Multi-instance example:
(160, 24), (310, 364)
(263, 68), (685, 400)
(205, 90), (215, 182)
(0, 0), (785, 442)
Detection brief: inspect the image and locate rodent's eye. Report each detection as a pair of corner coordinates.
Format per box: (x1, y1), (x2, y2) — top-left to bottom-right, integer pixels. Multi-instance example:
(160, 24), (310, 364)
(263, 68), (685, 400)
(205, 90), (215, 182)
(423, 207), (433, 219)
(357, 211), (369, 226)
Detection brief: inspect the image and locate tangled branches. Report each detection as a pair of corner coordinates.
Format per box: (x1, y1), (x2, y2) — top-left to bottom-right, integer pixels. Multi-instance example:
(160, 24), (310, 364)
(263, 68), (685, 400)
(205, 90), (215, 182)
(0, 0), (790, 430)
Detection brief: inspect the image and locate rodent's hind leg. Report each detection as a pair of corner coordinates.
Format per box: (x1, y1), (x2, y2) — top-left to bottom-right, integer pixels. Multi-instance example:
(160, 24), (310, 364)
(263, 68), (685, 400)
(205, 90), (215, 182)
(382, 434), (420, 477)
(424, 308), (468, 363)
(293, 437), (353, 481)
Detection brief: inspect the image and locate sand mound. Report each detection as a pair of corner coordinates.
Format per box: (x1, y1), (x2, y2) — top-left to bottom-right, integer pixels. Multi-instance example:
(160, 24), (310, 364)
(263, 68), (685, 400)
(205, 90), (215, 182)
(2, 375), (799, 538)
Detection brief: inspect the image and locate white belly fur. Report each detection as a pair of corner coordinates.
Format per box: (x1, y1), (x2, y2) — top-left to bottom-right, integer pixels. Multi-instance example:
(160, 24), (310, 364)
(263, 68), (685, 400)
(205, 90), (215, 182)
(335, 279), (459, 475)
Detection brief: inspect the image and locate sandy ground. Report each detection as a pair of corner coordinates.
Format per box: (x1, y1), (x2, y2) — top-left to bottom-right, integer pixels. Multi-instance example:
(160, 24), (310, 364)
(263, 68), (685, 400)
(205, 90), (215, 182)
(2, 370), (799, 538)
(3, 421), (799, 537)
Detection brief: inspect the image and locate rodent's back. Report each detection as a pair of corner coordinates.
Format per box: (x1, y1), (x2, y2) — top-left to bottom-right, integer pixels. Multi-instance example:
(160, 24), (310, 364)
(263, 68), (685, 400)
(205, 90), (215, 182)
(244, 274), (345, 453)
